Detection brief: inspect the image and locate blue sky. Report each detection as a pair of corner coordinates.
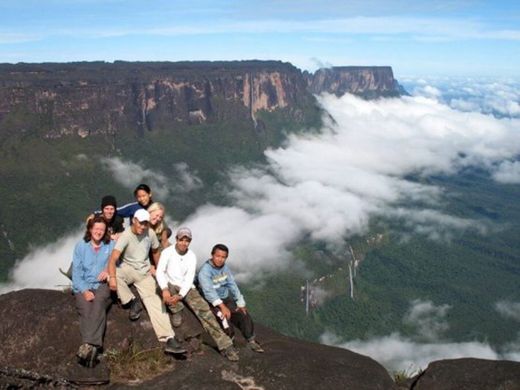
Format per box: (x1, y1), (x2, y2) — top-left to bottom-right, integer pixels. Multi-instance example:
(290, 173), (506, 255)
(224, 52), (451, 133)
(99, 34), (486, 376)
(0, 0), (519, 77)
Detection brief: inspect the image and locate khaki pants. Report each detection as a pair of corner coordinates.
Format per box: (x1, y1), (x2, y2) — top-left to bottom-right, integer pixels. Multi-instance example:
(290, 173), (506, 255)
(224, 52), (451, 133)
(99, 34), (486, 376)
(116, 263), (174, 342)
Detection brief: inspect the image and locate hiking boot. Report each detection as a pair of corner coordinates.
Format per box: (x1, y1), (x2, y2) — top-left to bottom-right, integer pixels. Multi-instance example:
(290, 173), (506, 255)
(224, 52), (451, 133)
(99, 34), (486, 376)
(171, 312), (182, 327)
(221, 346), (239, 362)
(247, 340), (264, 353)
(164, 337), (186, 354)
(128, 298), (142, 321)
(77, 343), (98, 368)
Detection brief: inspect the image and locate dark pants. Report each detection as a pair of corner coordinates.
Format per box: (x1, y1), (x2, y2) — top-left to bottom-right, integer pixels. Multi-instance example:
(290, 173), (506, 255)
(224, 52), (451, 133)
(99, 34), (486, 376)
(75, 283), (112, 347)
(216, 297), (255, 341)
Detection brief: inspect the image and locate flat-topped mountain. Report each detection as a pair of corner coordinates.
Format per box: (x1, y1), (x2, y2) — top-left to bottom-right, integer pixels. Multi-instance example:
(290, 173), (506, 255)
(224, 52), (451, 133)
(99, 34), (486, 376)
(0, 60), (402, 139)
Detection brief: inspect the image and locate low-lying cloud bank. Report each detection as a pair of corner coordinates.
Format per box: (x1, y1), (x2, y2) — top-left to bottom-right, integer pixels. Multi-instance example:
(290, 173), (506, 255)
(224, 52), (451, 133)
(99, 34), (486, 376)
(321, 299), (520, 373)
(2, 87), (520, 289)
(401, 76), (520, 118)
(0, 229), (82, 294)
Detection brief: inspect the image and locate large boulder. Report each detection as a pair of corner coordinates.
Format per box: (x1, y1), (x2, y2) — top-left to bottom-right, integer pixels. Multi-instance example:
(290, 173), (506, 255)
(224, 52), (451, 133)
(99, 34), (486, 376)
(412, 358), (520, 390)
(0, 289), (397, 389)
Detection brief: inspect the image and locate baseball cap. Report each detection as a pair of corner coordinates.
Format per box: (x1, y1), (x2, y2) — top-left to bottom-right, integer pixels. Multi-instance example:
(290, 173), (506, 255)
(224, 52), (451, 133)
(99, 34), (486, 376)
(134, 209), (150, 222)
(176, 227), (192, 239)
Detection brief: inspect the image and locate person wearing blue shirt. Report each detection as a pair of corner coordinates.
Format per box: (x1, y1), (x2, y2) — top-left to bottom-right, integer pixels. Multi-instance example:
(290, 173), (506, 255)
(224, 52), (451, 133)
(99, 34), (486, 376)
(72, 216), (115, 367)
(197, 243), (264, 353)
(116, 183), (154, 220)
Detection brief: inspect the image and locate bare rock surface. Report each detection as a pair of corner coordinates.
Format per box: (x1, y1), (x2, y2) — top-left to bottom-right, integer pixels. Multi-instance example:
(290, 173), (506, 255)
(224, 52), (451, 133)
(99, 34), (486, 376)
(411, 358), (520, 390)
(0, 289), (397, 389)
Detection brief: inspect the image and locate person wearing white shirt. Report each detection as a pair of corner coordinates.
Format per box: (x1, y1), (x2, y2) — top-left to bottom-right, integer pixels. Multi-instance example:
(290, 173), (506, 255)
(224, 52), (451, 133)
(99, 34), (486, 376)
(156, 227), (239, 362)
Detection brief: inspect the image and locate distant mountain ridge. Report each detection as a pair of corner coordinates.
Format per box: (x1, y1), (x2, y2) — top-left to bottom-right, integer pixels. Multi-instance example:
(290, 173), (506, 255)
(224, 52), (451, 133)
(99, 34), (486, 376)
(0, 60), (403, 139)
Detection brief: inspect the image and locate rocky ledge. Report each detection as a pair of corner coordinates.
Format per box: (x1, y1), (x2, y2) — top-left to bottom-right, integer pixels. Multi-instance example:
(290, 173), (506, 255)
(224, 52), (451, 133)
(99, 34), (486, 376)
(0, 289), (518, 389)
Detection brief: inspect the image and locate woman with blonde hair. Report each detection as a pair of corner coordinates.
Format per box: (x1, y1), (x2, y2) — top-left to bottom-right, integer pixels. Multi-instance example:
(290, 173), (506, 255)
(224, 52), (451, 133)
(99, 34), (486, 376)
(148, 202), (172, 250)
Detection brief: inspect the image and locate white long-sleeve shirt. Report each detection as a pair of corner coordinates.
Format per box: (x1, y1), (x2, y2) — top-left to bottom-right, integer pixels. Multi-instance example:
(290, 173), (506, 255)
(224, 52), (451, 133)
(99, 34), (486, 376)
(156, 246), (197, 298)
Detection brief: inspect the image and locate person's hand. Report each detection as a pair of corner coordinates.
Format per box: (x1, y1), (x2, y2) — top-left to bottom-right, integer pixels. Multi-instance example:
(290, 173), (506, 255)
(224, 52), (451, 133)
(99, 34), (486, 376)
(109, 277), (117, 291)
(236, 306), (248, 315)
(83, 290), (95, 301)
(162, 289), (175, 305)
(149, 265), (156, 277)
(171, 294), (182, 305)
(97, 269), (109, 281)
(219, 304), (231, 320)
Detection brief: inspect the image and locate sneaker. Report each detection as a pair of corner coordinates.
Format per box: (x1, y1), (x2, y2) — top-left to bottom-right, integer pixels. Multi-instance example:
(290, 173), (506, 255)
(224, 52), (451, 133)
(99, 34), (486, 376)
(128, 298), (142, 321)
(247, 340), (264, 353)
(171, 312), (183, 327)
(221, 346), (239, 362)
(164, 337), (186, 354)
(77, 343), (98, 367)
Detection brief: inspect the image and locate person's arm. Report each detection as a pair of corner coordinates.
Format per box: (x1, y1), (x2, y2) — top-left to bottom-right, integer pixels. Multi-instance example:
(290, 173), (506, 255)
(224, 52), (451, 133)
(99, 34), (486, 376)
(116, 202), (139, 219)
(198, 265), (223, 306)
(156, 250), (176, 305)
(72, 243), (89, 294)
(198, 264), (231, 318)
(97, 241), (114, 281)
(107, 248), (121, 291)
(178, 252), (196, 298)
(160, 230), (170, 249)
(224, 265), (246, 308)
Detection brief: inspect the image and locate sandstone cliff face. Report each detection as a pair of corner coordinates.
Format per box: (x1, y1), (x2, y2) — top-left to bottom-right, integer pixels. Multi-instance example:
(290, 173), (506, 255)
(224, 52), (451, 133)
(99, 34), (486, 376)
(0, 61), (311, 139)
(308, 66), (402, 98)
(0, 61), (403, 140)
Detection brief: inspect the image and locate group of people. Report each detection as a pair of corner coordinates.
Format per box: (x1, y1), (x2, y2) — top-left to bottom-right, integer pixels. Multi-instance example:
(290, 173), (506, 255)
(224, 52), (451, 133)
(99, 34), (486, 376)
(71, 184), (263, 368)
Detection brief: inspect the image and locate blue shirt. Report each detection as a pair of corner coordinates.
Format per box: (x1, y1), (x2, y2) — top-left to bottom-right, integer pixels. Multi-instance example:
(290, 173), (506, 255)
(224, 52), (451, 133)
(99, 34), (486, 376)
(197, 260), (246, 308)
(116, 201), (143, 219)
(72, 240), (115, 293)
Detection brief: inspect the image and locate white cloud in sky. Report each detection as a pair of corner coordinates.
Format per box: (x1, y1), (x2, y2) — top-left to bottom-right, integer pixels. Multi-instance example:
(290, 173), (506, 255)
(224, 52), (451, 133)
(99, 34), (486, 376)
(402, 77), (520, 118)
(101, 157), (170, 199)
(172, 162), (203, 192)
(492, 161), (520, 184)
(24, 16), (520, 43)
(101, 157), (202, 198)
(321, 299), (520, 372)
(495, 301), (520, 322)
(188, 93), (518, 279)
(403, 299), (451, 341)
(0, 229), (81, 294)
(322, 331), (500, 373)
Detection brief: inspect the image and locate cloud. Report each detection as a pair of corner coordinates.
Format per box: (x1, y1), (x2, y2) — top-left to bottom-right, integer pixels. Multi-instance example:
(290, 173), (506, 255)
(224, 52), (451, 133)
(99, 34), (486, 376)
(101, 157), (202, 198)
(495, 301), (520, 322)
(402, 77), (520, 118)
(4, 87), (520, 290)
(321, 299), (520, 373)
(321, 331), (500, 373)
(492, 161), (520, 184)
(177, 92), (519, 280)
(64, 16), (520, 42)
(101, 157), (170, 199)
(403, 299), (451, 341)
(0, 229), (82, 294)
(172, 162), (203, 192)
